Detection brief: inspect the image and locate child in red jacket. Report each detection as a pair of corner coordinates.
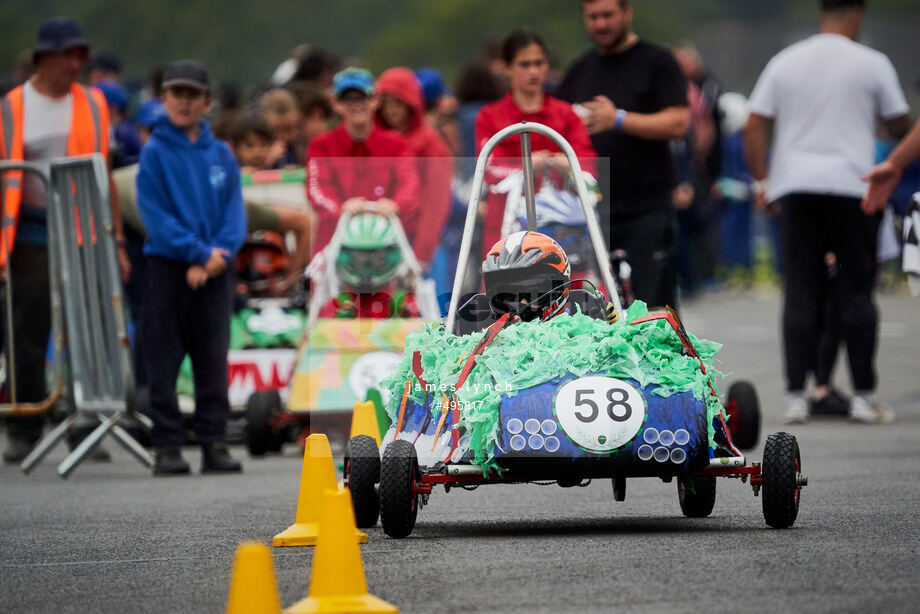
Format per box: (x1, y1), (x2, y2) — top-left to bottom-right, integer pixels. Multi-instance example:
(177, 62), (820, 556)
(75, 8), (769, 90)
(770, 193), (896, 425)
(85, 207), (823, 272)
(306, 68), (419, 258)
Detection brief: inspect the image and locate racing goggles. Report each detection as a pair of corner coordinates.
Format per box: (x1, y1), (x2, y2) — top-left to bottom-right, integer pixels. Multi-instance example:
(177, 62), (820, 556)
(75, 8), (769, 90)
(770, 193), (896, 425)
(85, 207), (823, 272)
(337, 246), (401, 271)
(486, 277), (566, 322)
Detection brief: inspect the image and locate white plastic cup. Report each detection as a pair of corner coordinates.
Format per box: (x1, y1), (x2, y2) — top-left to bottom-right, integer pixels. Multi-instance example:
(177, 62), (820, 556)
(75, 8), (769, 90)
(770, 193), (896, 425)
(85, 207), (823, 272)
(507, 418), (524, 434)
(658, 429), (675, 446)
(674, 429), (690, 446)
(643, 427), (659, 444)
(524, 418), (541, 435)
(654, 446), (670, 462)
(637, 444), (654, 461)
(450, 447), (465, 463)
(541, 419), (557, 435)
(510, 434), (527, 451)
(670, 448), (687, 464)
(544, 436), (560, 453)
(528, 434), (545, 450)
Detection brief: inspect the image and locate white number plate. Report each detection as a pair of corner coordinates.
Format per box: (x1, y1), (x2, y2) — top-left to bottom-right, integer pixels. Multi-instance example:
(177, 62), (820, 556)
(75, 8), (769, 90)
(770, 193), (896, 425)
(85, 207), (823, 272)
(554, 376), (646, 452)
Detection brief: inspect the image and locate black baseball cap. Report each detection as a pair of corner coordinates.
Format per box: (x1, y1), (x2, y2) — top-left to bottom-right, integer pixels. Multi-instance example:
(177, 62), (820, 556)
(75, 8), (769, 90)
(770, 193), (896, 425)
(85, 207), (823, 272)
(162, 59), (210, 92)
(34, 17), (89, 59)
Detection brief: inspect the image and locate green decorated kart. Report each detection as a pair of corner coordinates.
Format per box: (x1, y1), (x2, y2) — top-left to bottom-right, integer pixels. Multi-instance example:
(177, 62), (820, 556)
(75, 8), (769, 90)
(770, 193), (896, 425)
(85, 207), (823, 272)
(343, 123), (803, 538)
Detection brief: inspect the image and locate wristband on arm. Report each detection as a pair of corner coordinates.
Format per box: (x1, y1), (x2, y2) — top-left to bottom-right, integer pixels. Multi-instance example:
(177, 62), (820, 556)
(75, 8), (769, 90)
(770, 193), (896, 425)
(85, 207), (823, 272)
(614, 109), (627, 132)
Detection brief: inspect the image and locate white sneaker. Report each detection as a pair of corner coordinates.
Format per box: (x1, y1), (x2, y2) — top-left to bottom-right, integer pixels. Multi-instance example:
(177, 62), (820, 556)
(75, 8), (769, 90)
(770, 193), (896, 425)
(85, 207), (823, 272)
(783, 394), (809, 424)
(849, 395), (896, 424)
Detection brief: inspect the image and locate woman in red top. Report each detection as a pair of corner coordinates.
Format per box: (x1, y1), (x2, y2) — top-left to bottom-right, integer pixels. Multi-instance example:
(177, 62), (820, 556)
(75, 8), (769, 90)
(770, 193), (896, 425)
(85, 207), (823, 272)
(474, 28), (597, 257)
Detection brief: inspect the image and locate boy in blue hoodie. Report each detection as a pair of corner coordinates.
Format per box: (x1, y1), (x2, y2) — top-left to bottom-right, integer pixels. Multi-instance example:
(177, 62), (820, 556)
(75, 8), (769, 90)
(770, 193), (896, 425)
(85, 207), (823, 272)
(137, 60), (247, 475)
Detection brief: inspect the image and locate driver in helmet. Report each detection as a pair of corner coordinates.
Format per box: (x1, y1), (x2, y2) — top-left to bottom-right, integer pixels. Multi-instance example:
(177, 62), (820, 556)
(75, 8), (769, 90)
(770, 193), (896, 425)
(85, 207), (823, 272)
(482, 231), (572, 322)
(320, 213), (419, 318)
(482, 230), (617, 324)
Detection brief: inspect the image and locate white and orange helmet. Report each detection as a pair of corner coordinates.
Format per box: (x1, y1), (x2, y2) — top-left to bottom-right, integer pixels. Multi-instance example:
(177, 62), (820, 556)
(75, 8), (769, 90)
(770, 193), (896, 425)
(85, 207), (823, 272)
(482, 231), (571, 322)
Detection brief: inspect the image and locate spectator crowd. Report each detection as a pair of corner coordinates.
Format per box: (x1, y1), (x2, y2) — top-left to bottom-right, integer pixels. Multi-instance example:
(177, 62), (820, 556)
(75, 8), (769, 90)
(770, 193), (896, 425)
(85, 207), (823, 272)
(2, 0), (919, 471)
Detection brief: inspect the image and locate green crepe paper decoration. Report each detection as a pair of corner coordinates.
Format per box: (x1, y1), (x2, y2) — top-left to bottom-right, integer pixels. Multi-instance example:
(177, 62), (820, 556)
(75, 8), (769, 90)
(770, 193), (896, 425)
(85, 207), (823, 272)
(380, 301), (725, 470)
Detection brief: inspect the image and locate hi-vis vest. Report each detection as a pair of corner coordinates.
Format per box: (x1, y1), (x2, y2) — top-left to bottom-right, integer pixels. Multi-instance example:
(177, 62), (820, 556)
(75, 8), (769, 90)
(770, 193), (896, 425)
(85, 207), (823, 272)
(0, 82), (110, 268)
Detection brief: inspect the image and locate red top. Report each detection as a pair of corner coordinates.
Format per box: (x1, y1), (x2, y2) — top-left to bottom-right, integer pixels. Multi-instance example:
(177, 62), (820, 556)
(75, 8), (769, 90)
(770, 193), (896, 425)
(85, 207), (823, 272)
(375, 68), (453, 265)
(474, 94), (596, 256)
(306, 124), (419, 255)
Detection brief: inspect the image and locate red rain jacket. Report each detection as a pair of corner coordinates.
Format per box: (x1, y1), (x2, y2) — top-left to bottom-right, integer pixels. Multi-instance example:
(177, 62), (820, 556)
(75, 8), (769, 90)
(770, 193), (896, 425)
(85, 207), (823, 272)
(375, 67), (453, 265)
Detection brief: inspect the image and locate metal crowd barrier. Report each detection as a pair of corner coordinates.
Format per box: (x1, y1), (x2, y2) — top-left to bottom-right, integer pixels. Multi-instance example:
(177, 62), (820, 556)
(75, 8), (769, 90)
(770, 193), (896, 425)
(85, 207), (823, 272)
(1, 154), (153, 476)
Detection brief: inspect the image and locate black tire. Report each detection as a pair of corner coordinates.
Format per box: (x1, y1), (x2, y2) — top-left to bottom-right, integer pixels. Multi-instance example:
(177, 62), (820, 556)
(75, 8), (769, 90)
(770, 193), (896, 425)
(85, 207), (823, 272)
(245, 390), (283, 457)
(345, 435), (381, 528)
(762, 431), (801, 529)
(727, 380), (761, 451)
(379, 439), (419, 538)
(678, 475), (717, 518)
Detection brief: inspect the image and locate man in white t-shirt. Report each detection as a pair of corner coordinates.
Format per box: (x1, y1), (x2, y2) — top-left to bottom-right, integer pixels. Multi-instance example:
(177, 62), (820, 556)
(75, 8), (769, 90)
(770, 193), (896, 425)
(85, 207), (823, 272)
(743, 0), (911, 424)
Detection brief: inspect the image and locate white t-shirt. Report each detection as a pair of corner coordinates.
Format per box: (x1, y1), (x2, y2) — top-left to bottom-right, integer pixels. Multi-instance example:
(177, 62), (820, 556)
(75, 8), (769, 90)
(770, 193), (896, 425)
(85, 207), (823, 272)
(21, 80), (72, 208)
(748, 33), (908, 202)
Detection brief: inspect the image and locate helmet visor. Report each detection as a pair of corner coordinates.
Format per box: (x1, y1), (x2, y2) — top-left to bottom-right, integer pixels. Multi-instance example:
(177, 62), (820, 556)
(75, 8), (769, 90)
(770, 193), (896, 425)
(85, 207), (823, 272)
(486, 276), (565, 321)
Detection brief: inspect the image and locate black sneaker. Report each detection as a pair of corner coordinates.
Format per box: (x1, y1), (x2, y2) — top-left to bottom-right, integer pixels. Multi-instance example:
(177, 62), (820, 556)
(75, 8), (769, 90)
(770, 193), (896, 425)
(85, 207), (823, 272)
(810, 389), (850, 416)
(3, 437), (36, 464)
(153, 446), (191, 476)
(201, 442), (242, 474)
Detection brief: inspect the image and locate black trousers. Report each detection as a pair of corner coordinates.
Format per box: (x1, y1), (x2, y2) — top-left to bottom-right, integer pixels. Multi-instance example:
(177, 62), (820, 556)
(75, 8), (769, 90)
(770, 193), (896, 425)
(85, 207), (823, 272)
(609, 207), (679, 310)
(2, 244), (51, 442)
(779, 193), (879, 393)
(142, 257), (233, 448)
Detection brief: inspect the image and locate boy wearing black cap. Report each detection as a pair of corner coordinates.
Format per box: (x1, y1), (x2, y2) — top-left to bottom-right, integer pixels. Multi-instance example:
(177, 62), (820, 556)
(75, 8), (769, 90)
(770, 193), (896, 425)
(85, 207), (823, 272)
(136, 59), (247, 475)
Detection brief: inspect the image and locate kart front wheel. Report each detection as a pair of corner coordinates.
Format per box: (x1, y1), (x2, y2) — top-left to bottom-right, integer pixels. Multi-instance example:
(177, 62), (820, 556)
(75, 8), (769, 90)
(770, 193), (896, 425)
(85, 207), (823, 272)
(379, 440), (419, 538)
(345, 435), (381, 528)
(245, 390), (284, 456)
(761, 431), (802, 529)
(678, 475), (716, 518)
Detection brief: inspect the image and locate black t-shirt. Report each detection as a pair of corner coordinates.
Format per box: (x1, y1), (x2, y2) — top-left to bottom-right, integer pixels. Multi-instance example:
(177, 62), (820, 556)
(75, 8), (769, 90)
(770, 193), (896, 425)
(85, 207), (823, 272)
(559, 40), (687, 216)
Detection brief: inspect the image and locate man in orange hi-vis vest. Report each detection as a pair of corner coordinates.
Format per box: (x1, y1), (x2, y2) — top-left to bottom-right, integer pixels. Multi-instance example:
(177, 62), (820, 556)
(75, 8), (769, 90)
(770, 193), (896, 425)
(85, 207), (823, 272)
(0, 17), (130, 463)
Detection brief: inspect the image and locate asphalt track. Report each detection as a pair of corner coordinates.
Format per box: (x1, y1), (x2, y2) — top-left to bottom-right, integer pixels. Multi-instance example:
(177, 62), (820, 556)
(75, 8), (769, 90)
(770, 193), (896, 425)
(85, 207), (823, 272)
(2, 288), (919, 614)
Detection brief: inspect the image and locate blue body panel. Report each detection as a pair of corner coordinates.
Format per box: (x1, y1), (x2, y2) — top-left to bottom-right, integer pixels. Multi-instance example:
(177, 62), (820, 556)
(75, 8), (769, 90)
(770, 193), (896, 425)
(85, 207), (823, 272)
(386, 373), (712, 476)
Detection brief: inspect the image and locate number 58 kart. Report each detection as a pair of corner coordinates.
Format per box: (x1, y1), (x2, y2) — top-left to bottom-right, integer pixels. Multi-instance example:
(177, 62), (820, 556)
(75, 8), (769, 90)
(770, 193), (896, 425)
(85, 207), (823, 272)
(344, 123), (803, 538)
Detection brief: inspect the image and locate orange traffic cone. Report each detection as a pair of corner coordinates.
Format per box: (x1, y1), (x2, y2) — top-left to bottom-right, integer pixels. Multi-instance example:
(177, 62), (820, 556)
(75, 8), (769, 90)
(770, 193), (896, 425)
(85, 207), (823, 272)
(284, 489), (398, 614)
(226, 542), (282, 614)
(349, 401), (382, 446)
(274, 434), (367, 547)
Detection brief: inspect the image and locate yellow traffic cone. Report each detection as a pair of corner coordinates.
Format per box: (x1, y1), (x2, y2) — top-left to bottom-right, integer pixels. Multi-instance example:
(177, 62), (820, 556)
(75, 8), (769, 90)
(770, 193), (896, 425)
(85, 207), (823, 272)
(284, 489), (398, 614)
(226, 542), (282, 614)
(274, 434), (367, 547)
(349, 401), (382, 446)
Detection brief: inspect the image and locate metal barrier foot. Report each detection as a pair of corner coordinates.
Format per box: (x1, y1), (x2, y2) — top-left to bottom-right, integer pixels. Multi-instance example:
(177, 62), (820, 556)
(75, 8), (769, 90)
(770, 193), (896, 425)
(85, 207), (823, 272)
(21, 413), (77, 474)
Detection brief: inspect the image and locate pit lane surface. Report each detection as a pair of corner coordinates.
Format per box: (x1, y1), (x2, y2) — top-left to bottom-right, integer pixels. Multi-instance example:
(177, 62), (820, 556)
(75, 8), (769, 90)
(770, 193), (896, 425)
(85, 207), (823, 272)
(2, 289), (919, 614)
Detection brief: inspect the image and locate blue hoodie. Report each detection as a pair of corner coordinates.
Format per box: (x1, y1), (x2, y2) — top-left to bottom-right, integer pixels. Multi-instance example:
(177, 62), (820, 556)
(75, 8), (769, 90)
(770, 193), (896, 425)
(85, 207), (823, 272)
(136, 116), (246, 265)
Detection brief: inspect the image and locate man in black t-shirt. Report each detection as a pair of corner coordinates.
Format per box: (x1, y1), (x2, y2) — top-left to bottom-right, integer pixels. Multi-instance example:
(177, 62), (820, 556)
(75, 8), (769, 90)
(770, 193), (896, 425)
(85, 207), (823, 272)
(558, 0), (689, 309)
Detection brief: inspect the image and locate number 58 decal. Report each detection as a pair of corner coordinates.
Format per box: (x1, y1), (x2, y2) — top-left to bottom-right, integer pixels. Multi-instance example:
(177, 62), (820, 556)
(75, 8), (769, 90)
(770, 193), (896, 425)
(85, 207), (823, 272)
(555, 377), (645, 451)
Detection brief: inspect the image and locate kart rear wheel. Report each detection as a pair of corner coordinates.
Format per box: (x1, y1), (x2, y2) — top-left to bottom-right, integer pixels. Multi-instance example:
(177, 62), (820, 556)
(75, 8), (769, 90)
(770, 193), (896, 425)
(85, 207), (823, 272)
(379, 440), (419, 538)
(678, 475), (717, 518)
(245, 390), (283, 457)
(345, 435), (381, 528)
(726, 380), (761, 450)
(762, 431), (801, 529)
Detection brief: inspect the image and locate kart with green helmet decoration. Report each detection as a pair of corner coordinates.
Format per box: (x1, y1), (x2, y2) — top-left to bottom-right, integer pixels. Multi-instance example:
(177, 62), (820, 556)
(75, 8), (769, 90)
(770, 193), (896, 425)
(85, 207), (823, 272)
(341, 122), (797, 539)
(243, 211), (440, 457)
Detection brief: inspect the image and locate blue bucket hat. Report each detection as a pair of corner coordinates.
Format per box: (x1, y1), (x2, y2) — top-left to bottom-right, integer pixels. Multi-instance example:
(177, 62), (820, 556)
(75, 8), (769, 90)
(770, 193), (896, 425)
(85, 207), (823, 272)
(34, 17), (89, 59)
(333, 67), (375, 98)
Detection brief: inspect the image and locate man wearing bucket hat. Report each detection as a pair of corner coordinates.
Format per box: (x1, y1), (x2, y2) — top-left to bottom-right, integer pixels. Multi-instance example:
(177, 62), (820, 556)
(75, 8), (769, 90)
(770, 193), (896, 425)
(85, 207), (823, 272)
(0, 17), (129, 463)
